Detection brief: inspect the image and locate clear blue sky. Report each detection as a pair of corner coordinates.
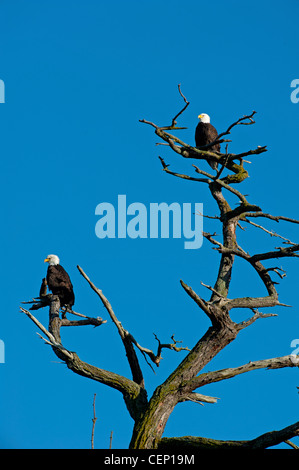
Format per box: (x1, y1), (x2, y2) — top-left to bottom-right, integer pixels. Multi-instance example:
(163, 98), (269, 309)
(1, 0), (298, 449)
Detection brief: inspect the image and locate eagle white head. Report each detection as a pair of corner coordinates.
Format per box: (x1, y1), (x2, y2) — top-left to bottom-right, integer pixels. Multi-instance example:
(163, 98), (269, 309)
(198, 113), (211, 124)
(44, 254), (60, 266)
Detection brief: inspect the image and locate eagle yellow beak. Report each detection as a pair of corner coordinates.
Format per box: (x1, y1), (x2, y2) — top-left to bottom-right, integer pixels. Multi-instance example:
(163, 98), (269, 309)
(198, 114), (202, 119)
(44, 258), (49, 262)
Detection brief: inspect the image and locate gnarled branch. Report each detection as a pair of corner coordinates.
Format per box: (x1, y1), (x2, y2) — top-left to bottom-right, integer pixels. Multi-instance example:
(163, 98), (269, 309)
(21, 297), (148, 422)
(158, 419), (299, 449)
(188, 355), (299, 391)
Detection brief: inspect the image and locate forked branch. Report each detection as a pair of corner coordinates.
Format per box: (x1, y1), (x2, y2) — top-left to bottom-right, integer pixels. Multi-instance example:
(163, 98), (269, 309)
(21, 298), (147, 422)
(77, 265), (190, 381)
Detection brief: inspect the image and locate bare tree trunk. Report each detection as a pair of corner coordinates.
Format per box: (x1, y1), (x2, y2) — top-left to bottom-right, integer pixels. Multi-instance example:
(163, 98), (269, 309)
(130, 320), (238, 449)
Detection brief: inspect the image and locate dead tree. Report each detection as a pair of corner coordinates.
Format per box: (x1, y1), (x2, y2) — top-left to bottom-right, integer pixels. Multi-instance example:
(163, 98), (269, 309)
(21, 86), (299, 449)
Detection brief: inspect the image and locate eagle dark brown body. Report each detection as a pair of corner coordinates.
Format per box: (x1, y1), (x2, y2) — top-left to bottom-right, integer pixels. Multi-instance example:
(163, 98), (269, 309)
(44, 254), (75, 310)
(195, 114), (220, 170)
(46, 265), (75, 308)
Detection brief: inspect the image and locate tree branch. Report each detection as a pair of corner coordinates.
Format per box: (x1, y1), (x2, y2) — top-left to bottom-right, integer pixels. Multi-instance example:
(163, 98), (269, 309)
(168, 83), (190, 128)
(77, 265), (145, 388)
(61, 317), (106, 327)
(158, 157), (208, 184)
(180, 280), (211, 316)
(124, 332), (190, 370)
(242, 217), (297, 245)
(178, 392), (219, 405)
(158, 419), (299, 449)
(194, 164), (252, 205)
(194, 111), (257, 153)
(21, 298), (148, 422)
(77, 266), (189, 380)
(236, 308), (277, 329)
(244, 420), (299, 449)
(188, 355), (299, 391)
(91, 393), (97, 449)
(141, 117), (261, 174)
(244, 211), (299, 225)
(20, 306), (73, 359)
(250, 244), (299, 262)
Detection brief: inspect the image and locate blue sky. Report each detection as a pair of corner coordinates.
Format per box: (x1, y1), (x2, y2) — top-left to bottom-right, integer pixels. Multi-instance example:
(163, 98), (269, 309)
(0, 0), (299, 449)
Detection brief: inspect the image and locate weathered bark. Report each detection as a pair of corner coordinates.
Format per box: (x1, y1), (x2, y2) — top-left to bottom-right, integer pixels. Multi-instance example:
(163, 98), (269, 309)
(158, 420), (299, 450)
(46, 296), (148, 422)
(129, 319), (238, 449)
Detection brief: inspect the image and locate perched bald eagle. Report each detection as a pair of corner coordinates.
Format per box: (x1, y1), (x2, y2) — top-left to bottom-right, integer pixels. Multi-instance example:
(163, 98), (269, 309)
(44, 254), (75, 312)
(195, 113), (220, 170)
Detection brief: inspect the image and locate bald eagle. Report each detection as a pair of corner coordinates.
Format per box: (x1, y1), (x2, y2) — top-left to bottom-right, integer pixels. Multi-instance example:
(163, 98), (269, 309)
(44, 254), (75, 313)
(195, 113), (220, 170)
